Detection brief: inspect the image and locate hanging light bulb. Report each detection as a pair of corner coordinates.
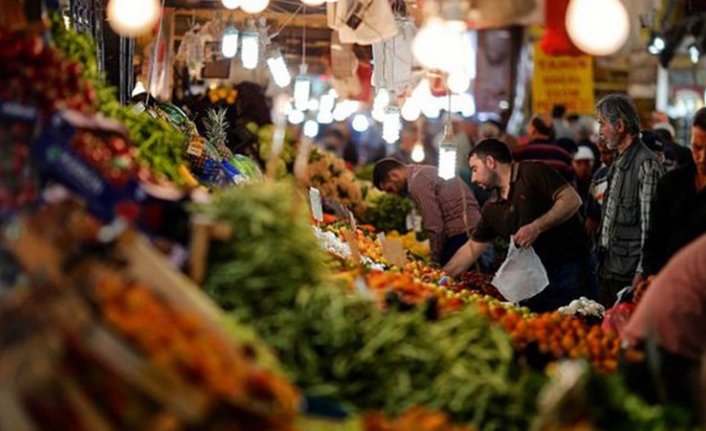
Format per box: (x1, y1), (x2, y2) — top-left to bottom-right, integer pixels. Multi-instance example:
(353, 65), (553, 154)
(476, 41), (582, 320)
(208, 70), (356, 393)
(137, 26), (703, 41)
(240, 24), (259, 69)
(447, 70), (469, 94)
(411, 142), (425, 163)
(221, 25), (239, 59)
(565, 0), (629, 56)
(106, 0), (161, 37)
(307, 98), (320, 111)
(352, 114), (370, 133)
(401, 96), (422, 122)
(371, 107), (386, 123)
(222, 0), (240, 9)
(333, 101), (358, 122)
(382, 107), (402, 144)
(373, 88), (391, 110)
(332, 104), (349, 122)
(317, 110), (333, 124)
(288, 109), (305, 125)
(131, 81), (146, 97)
(689, 44), (700, 64)
(303, 120), (319, 138)
(319, 93), (336, 113)
(438, 122), (457, 179)
(301, 0), (325, 5)
(412, 17), (471, 73)
(266, 48), (291, 87)
(294, 76), (311, 111)
(240, 0), (269, 14)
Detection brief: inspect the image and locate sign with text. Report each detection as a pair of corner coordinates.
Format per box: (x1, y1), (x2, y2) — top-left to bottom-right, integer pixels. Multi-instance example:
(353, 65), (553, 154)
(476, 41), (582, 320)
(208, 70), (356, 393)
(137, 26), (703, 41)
(532, 44), (595, 115)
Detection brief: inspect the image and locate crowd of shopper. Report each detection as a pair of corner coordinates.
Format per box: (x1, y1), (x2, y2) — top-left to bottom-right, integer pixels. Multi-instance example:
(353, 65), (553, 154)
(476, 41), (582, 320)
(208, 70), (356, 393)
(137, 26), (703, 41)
(373, 94), (706, 370)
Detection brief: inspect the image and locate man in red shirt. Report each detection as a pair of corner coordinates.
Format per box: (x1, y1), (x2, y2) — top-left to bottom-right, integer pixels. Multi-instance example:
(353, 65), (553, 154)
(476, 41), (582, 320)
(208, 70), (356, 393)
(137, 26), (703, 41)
(372, 159), (481, 264)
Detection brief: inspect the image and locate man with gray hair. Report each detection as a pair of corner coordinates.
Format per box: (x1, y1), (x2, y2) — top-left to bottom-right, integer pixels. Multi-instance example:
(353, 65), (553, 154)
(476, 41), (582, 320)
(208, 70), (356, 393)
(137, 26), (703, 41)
(596, 94), (664, 307)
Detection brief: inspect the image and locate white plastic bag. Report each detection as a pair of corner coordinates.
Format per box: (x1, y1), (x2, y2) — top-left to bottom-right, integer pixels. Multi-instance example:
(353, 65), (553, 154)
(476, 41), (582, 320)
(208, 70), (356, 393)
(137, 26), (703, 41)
(491, 239), (549, 304)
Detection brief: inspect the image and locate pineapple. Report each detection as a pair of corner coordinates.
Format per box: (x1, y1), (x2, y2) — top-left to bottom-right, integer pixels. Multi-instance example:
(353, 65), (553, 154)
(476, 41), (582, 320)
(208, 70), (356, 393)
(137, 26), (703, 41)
(203, 108), (234, 160)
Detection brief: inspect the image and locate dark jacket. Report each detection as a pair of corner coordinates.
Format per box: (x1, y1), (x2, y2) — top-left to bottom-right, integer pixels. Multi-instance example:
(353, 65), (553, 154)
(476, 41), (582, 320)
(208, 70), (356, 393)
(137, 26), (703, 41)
(600, 140), (661, 280)
(642, 163), (706, 275)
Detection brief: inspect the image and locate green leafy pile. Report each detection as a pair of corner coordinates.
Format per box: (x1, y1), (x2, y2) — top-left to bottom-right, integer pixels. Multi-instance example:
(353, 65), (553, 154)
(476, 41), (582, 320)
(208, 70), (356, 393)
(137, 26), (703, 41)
(283, 287), (544, 430)
(50, 15), (186, 184)
(363, 190), (414, 233)
(200, 180), (325, 329)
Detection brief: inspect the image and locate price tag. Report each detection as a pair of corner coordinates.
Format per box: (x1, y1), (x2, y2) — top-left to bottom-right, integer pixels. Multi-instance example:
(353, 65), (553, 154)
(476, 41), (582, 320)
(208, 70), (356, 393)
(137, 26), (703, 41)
(406, 209), (423, 233)
(354, 275), (374, 299)
(348, 208), (358, 232)
(309, 187), (324, 222)
(343, 230), (361, 264)
(186, 138), (205, 157)
(383, 237), (406, 268)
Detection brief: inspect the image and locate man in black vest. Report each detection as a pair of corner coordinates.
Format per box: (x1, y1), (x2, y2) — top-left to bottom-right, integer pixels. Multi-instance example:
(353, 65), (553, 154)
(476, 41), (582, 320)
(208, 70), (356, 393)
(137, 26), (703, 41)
(596, 94), (664, 307)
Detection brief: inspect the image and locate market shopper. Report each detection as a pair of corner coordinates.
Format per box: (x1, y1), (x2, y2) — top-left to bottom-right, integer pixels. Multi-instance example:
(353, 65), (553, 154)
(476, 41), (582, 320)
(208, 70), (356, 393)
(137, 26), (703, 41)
(391, 124), (418, 164)
(592, 139), (616, 206)
(372, 159), (481, 264)
(641, 107), (706, 276)
(653, 122), (693, 169)
(444, 139), (590, 312)
(514, 114), (574, 181)
(595, 94), (664, 307)
(622, 232), (706, 410)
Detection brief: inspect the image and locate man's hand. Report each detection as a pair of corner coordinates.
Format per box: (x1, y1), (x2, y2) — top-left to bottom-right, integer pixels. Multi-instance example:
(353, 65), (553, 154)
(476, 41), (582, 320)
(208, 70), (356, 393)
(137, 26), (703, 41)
(514, 222), (541, 248)
(443, 240), (489, 277)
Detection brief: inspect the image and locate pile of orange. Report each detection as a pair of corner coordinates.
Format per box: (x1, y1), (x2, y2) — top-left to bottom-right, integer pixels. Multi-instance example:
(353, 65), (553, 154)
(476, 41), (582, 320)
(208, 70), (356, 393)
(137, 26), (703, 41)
(473, 300), (642, 373)
(95, 274), (300, 419)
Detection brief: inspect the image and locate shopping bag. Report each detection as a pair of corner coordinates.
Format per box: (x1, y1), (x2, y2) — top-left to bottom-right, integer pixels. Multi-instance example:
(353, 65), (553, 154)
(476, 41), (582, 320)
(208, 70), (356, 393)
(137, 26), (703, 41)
(491, 239), (549, 304)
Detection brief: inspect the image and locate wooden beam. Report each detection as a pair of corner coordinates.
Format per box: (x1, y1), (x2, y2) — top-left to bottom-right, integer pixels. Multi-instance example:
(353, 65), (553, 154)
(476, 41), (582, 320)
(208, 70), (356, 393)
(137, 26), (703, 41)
(170, 4), (330, 28)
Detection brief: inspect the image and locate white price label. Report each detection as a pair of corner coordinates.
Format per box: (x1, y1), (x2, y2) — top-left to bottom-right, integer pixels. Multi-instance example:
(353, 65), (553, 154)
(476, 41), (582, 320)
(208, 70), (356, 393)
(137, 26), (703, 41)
(309, 187), (324, 222)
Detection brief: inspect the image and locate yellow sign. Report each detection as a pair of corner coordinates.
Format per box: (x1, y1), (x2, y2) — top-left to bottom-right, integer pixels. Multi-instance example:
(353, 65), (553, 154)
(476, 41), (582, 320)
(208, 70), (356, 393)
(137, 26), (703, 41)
(532, 44), (595, 115)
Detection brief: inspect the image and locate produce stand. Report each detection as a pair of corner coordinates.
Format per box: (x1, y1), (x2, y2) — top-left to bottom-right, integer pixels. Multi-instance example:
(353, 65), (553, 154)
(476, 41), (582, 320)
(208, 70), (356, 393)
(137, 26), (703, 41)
(0, 4), (699, 431)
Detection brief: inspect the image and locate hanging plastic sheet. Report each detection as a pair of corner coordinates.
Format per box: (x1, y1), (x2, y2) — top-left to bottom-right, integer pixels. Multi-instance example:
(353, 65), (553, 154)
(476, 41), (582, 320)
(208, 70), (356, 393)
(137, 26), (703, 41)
(327, 0), (398, 45)
(371, 18), (416, 95)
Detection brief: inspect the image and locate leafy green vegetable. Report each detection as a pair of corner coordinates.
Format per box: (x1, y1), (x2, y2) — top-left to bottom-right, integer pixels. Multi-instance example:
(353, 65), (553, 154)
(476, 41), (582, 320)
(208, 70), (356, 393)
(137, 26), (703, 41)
(363, 191), (414, 233)
(50, 14), (186, 184)
(199, 180), (326, 325)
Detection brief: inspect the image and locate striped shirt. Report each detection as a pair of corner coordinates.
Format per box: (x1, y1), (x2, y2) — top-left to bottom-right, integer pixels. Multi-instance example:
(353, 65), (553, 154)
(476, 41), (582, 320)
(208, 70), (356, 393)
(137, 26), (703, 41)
(407, 165), (481, 262)
(513, 140), (574, 181)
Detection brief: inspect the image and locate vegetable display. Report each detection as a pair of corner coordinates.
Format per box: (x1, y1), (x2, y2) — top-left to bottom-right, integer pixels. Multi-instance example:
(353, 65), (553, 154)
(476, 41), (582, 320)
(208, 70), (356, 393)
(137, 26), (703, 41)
(363, 190), (414, 234)
(199, 180), (546, 430)
(50, 15), (186, 184)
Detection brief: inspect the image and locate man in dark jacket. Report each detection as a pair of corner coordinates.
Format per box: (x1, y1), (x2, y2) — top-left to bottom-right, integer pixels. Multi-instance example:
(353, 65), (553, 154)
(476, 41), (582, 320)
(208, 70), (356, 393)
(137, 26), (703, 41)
(596, 94), (664, 307)
(642, 107), (706, 276)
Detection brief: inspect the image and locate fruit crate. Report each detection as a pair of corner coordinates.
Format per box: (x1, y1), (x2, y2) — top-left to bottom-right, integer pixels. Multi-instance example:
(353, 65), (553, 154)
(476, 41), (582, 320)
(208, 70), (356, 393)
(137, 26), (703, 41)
(31, 110), (146, 221)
